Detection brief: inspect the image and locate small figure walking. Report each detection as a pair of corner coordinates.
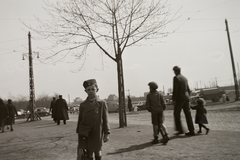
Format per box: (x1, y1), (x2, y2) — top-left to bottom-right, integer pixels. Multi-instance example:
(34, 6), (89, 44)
(127, 96), (133, 112)
(49, 97), (57, 123)
(222, 94), (226, 103)
(146, 81), (169, 144)
(6, 99), (18, 131)
(226, 95), (230, 102)
(191, 98), (210, 134)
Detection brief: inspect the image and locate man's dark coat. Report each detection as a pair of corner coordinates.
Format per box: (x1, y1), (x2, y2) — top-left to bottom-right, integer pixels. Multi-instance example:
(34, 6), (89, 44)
(55, 98), (69, 120)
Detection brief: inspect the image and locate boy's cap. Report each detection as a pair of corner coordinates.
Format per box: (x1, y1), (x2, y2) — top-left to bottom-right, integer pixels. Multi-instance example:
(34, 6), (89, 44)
(83, 79), (97, 89)
(148, 81), (158, 89)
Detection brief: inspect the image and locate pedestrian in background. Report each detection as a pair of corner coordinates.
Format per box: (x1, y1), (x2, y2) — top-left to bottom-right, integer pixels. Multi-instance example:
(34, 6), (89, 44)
(226, 95), (230, 102)
(76, 79), (110, 160)
(55, 95), (69, 125)
(191, 98), (210, 134)
(146, 81), (169, 144)
(222, 93), (226, 103)
(0, 98), (9, 133)
(6, 99), (18, 131)
(172, 66), (195, 136)
(50, 97), (57, 123)
(127, 96), (133, 112)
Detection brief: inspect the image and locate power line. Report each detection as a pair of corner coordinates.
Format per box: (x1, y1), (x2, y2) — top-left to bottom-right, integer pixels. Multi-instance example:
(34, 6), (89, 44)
(181, 0), (235, 19)
(0, 50), (25, 56)
(174, 0), (238, 32)
(0, 38), (25, 44)
(179, 0), (235, 13)
(176, 17), (240, 21)
(176, 29), (224, 34)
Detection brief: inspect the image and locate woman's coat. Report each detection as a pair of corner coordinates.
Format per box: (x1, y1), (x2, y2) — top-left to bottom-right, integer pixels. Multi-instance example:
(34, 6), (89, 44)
(6, 102), (18, 125)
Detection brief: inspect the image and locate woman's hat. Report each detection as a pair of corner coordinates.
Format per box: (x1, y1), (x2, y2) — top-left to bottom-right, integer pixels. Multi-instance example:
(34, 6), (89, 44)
(83, 79), (97, 89)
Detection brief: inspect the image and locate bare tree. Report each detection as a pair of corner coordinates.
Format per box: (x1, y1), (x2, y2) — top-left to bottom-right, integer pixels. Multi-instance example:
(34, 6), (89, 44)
(27, 0), (176, 128)
(36, 93), (52, 108)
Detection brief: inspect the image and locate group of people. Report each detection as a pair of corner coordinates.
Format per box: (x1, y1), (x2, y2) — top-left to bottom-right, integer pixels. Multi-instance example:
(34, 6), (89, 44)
(145, 66), (210, 145)
(0, 66), (209, 159)
(0, 99), (18, 133)
(172, 66), (210, 136)
(49, 95), (69, 125)
(75, 66), (211, 159)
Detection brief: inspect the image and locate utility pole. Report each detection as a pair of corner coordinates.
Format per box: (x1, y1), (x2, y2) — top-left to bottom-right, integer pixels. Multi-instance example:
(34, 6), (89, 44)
(24, 32), (41, 121)
(237, 63), (240, 91)
(225, 19), (240, 101)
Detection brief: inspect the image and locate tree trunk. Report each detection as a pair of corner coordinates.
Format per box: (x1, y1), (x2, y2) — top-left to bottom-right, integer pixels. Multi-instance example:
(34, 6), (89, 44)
(116, 54), (127, 127)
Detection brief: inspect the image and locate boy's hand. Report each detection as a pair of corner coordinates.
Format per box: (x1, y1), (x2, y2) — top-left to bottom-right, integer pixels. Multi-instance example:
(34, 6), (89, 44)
(103, 134), (109, 143)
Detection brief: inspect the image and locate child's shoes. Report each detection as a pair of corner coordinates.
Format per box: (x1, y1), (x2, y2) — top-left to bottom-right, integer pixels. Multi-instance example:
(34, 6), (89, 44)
(206, 128), (210, 134)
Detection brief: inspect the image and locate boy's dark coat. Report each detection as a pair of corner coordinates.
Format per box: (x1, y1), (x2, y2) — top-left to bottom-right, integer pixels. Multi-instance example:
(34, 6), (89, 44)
(76, 98), (110, 151)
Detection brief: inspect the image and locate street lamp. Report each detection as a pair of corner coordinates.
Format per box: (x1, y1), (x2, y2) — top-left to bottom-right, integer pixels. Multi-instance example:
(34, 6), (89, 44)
(22, 32), (41, 121)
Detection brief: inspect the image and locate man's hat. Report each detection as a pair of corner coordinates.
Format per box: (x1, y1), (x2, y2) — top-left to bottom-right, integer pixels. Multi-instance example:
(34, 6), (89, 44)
(173, 66), (181, 71)
(148, 81), (158, 90)
(83, 79), (97, 89)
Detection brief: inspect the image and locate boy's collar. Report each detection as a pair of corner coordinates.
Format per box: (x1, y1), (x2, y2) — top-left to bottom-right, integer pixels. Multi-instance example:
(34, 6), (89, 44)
(86, 96), (99, 102)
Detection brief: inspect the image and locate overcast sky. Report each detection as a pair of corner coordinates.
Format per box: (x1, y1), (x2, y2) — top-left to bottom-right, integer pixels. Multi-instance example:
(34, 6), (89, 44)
(0, 0), (240, 102)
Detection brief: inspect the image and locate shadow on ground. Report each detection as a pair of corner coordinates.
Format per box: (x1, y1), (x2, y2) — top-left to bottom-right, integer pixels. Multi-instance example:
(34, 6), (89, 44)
(107, 141), (166, 155)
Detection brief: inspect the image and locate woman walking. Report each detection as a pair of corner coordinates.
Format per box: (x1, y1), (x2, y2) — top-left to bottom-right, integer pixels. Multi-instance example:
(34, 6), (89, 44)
(6, 99), (18, 131)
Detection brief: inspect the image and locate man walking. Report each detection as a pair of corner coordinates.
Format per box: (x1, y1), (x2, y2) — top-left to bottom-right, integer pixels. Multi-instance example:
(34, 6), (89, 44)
(127, 96), (133, 112)
(172, 66), (195, 136)
(55, 95), (69, 125)
(50, 97), (57, 123)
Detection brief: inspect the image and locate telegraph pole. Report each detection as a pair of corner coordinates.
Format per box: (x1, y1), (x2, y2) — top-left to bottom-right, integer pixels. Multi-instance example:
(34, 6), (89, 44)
(237, 62), (240, 90)
(25, 32), (41, 121)
(225, 19), (240, 101)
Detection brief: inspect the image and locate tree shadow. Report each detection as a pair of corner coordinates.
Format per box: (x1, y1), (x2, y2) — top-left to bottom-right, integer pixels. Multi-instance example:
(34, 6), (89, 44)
(107, 141), (165, 155)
